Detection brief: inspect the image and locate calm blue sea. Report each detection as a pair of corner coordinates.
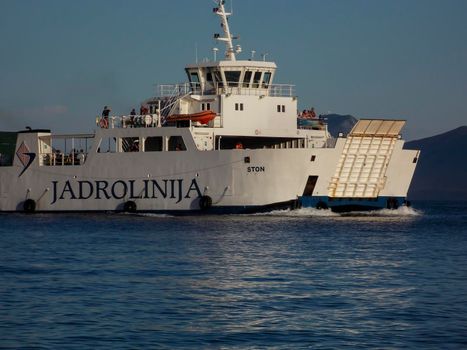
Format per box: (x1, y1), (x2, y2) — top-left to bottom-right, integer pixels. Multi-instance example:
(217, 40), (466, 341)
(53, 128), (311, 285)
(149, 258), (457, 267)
(1, 201), (467, 349)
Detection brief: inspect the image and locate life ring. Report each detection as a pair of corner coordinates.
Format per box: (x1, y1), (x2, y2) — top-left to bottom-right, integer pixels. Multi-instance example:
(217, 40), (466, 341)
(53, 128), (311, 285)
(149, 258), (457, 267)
(144, 115), (152, 126)
(23, 199), (36, 213)
(199, 195), (212, 210)
(316, 201), (328, 210)
(99, 117), (109, 129)
(124, 200), (137, 213)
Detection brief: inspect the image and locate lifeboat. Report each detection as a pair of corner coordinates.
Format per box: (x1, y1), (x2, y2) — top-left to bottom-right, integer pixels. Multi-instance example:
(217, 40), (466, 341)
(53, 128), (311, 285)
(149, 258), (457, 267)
(297, 118), (325, 130)
(166, 110), (216, 125)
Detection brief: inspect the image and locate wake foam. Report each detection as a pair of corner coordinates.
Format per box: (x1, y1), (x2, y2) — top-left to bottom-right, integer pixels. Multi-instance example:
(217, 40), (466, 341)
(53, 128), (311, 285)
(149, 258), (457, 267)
(253, 205), (422, 217)
(131, 213), (174, 218)
(344, 205), (422, 217)
(253, 207), (339, 217)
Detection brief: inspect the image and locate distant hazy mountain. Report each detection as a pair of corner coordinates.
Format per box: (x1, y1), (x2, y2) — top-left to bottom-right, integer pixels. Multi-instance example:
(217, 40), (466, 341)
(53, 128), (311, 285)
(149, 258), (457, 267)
(320, 114), (358, 138)
(405, 126), (467, 200)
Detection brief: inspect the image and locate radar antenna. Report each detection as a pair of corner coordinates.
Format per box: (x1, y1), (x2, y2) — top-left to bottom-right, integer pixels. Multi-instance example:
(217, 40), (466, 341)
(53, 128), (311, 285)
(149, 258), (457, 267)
(213, 0), (239, 61)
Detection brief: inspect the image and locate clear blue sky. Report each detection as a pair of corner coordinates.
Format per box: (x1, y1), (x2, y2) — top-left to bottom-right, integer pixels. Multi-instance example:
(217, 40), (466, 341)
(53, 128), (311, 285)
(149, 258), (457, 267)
(1, 0), (466, 140)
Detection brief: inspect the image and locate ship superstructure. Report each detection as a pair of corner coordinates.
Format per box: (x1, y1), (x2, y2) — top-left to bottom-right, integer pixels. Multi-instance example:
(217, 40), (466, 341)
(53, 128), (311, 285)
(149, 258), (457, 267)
(0, 1), (419, 213)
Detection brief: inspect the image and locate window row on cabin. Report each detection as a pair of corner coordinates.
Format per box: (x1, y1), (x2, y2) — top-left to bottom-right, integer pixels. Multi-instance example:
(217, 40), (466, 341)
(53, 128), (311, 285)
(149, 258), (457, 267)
(189, 70), (272, 88)
(97, 136), (187, 153)
(233, 103), (287, 113)
(200, 101), (289, 113)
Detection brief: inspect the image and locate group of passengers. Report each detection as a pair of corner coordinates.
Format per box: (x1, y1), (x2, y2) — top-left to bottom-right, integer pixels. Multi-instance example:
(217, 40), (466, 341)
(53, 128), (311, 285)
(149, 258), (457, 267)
(299, 107), (317, 119)
(45, 149), (86, 166)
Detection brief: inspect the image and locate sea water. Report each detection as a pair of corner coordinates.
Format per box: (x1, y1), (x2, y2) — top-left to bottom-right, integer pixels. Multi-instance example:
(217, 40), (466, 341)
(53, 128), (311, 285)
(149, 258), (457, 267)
(1, 201), (466, 349)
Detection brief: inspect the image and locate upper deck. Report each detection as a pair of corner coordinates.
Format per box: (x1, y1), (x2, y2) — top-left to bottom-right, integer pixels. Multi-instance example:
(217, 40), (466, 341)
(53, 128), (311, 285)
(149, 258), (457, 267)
(157, 82), (295, 98)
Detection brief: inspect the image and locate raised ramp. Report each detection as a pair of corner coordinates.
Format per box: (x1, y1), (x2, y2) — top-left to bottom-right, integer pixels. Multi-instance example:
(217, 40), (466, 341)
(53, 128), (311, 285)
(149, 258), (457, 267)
(328, 120), (405, 198)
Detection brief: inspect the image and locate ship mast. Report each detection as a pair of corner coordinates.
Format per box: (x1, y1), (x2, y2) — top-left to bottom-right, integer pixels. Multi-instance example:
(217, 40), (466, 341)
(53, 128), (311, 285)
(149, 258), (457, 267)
(213, 0), (240, 61)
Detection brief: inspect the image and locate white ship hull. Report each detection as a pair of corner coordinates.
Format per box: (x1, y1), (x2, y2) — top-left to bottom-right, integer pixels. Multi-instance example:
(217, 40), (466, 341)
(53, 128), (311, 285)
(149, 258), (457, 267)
(0, 125), (418, 213)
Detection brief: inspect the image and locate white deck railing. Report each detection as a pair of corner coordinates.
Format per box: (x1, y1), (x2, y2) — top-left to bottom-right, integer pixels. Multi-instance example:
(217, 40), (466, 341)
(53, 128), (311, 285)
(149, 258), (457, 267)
(157, 82), (295, 97)
(40, 152), (87, 166)
(96, 115), (161, 129)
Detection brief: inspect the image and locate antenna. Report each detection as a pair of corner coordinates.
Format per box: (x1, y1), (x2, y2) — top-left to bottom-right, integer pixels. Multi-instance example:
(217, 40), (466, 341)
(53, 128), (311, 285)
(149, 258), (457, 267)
(213, 0), (240, 61)
(251, 50), (256, 60)
(261, 53), (268, 61)
(195, 42), (198, 63)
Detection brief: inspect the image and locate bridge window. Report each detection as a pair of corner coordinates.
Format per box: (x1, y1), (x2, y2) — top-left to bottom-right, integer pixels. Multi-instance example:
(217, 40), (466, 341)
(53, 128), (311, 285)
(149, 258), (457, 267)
(225, 71), (241, 87)
(189, 72), (200, 83)
(243, 71), (252, 87)
(145, 137), (163, 152)
(168, 136), (186, 151)
(213, 71), (223, 88)
(253, 72), (262, 88)
(263, 72), (272, 88)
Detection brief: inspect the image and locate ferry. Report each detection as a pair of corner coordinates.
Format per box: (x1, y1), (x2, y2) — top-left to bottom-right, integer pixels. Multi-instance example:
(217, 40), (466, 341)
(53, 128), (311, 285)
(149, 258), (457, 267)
(0, 1), (419, 214)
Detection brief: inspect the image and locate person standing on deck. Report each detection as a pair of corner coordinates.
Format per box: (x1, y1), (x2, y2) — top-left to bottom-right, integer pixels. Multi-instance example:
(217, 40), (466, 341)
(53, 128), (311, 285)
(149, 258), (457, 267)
(130, 108), (136, 127)
(102, 106), (111, 118)
(100, 106), (111, 128)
